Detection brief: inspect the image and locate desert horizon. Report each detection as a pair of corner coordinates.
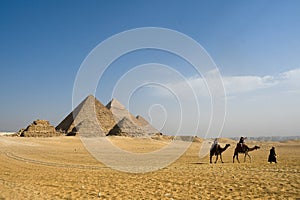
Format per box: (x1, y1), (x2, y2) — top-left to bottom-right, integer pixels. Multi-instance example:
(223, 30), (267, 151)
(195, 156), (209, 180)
(1, 131), (300, 141)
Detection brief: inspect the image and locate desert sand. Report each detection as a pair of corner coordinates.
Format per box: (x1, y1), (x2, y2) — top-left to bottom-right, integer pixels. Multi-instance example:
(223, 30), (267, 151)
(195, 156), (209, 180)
(0, 136), (299, 199)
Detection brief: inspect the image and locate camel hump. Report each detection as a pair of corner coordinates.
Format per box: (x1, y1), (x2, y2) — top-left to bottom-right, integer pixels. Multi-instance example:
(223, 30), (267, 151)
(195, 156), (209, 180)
(211, 144), (219, 151)
(236, 143), (248, 148)
(210, 144), (220, 155)
(236, 143), (249, 152)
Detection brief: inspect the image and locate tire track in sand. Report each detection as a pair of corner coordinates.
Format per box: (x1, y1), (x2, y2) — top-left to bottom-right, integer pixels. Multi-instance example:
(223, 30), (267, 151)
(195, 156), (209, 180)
(4, 152), (108, 170)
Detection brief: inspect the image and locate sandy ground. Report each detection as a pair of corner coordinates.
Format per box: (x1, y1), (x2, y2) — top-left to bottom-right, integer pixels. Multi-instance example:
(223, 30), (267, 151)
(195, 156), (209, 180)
(0, 136), (299, 199)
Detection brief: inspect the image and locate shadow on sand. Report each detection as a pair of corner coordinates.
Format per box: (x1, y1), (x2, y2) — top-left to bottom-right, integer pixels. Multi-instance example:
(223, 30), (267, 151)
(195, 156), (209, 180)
(191, 162), (208, 165)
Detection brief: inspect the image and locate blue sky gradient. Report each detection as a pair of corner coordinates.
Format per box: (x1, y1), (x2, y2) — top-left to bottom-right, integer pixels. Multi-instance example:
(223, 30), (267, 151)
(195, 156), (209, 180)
(0, 0), (299, 137)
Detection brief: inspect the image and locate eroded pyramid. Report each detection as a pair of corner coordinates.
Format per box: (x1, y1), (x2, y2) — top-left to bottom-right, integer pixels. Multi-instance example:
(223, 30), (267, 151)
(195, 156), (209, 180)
(20, 119), (61, 137)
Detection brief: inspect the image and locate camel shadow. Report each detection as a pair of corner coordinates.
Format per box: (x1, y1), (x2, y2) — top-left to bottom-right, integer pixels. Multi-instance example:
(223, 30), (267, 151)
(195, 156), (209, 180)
(191, 162), (208, 165)
(192, 162), (232, 165)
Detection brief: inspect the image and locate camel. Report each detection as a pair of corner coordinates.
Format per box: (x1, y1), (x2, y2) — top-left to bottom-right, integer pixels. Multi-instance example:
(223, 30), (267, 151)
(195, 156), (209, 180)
(233, 143), (260, 163)
(210, 144), (231, 163)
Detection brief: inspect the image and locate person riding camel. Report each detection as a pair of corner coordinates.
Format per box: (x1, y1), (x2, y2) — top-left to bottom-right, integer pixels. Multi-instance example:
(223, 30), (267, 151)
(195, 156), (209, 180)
(210, 138), (219, 151)
(239, 136), (247, 149)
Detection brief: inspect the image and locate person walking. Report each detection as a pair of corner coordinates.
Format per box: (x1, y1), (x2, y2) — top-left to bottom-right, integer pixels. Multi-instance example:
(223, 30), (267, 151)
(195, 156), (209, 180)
(268, 146), (277, 163)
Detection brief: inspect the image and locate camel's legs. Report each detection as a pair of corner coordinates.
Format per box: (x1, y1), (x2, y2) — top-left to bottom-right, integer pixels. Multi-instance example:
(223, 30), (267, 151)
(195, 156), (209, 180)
(220, 154), (224, 163)
(248, 154), (251, 163)
(244, 152), (251, 163)
(236, 154), (240, 163)
(215, 154), (218, 163)
(233, 152), (240, 163)
(210, 155), (212, 164)
(233, 154), (238, 163)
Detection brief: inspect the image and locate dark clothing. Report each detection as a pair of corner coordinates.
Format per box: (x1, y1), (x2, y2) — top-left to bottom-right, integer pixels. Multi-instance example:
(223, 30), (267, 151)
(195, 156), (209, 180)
(268, 148), (277, 163)
(239, 137), (246, 144)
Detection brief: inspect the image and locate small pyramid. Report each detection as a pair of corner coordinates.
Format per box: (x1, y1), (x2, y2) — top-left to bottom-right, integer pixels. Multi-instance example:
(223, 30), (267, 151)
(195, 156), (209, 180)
(108, 117), (146, 137)
(136, 115), (150, 126)
(135, 115), (160, 134)
(20, 119), (61, 137)
(106, 98), (160, 136)
(56, 95), (116, 136)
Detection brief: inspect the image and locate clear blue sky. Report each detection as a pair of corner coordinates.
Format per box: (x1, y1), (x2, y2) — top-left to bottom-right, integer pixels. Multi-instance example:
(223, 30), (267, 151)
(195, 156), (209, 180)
(1, 0), (299, 137)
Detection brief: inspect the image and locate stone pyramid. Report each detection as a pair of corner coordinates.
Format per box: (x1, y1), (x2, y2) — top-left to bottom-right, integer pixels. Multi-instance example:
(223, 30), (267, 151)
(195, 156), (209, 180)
(56, 95), (116, 136)
(135, 115), (160, 135)
(20, 119), (61, 137)
(135, 115), (149, 126)
(108, 117), (146, 137)
(106, 98), (138, 124)
(106, 99), (160, 136)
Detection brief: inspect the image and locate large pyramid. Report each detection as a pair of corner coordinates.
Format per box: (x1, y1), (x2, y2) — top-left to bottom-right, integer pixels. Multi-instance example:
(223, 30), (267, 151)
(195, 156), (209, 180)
(56, 95), (116, 136)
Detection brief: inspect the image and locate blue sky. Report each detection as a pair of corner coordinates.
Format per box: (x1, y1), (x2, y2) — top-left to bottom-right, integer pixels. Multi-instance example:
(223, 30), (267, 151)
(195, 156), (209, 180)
(0, 0), (299, 137)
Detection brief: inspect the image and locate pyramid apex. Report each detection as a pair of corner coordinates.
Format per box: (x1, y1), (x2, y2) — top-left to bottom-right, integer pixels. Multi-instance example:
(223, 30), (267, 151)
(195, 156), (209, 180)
(86, 94), (96, 99)
(111, 98), (120, 103)
(80, 95), (97, 104)
(106, 98), (125, 109)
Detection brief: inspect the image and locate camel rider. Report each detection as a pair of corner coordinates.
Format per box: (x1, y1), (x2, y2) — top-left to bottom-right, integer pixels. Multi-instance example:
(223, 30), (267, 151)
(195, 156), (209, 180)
(210, 138), (219, 151)
(239, 136), (247, 148)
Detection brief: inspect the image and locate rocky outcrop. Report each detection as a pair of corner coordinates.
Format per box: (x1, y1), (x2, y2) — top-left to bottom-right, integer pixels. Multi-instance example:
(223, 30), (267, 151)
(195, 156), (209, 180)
(20, 120), (61, 137)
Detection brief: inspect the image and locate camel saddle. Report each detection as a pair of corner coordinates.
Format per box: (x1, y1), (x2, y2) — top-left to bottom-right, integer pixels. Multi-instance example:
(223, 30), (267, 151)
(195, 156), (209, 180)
(211, 144), (220, 155)
(236, 143), (248, 153)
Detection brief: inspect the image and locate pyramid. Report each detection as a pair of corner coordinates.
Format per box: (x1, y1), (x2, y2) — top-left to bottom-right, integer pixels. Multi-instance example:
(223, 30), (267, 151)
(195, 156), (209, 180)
(135, 115), (149, 126)
(56, 95), (116, 136)
(135, 115), (160, 135)
(108, 117), (146, 137)
(106, 99), (160, 136)
(106, 98), (138, 124)
(20, 119), (61, 137)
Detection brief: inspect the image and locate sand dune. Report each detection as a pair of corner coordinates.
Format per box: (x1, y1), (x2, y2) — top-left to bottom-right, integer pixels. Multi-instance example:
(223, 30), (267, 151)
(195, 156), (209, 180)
(0, 136), (299, 199)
